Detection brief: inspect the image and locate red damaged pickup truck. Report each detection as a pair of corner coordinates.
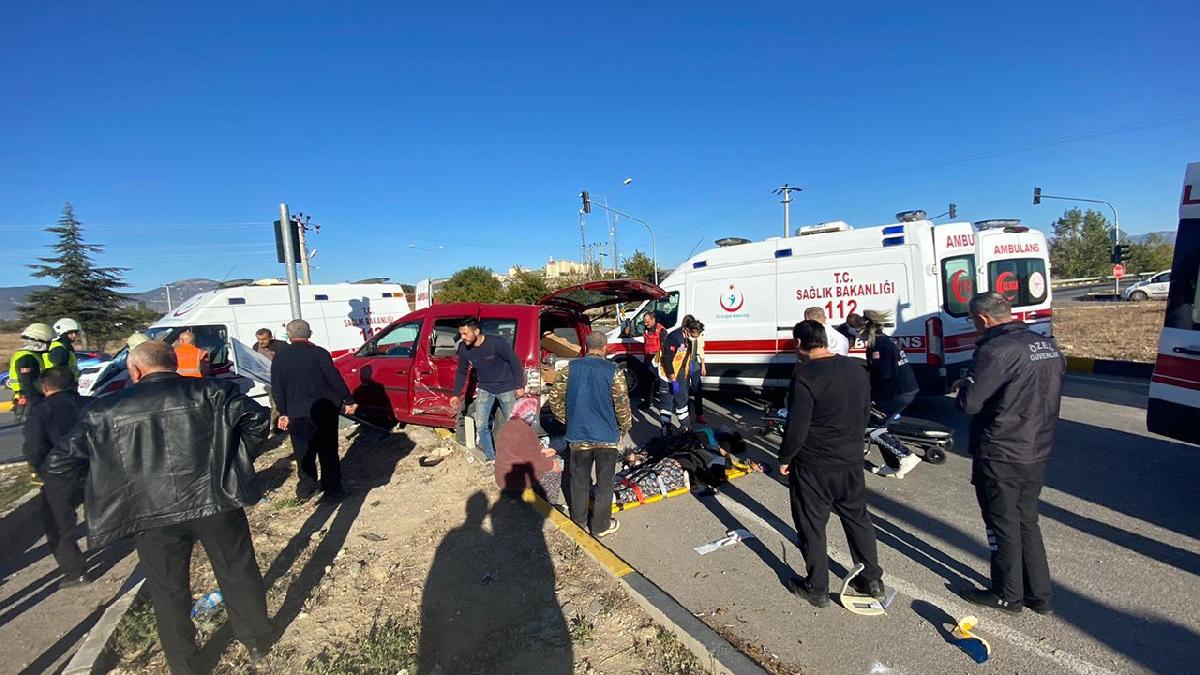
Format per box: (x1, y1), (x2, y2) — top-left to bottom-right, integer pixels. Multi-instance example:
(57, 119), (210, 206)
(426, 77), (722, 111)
(334, 279), (665, 430)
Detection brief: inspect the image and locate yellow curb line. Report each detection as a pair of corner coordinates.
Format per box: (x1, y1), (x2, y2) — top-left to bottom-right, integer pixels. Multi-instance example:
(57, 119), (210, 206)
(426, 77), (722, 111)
(1065, 355), (1096, 373)
(0, 401), (12, 413)
(521, 489), (635, 578)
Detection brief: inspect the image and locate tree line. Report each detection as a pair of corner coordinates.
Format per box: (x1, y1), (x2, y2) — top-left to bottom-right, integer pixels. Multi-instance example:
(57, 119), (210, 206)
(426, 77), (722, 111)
(436, 250), (658, 304)
(1047, 207), (1174, 279)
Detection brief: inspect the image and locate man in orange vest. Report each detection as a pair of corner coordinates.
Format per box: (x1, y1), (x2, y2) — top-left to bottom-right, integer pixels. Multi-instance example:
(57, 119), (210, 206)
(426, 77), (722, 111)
(174, 331), (210, 378)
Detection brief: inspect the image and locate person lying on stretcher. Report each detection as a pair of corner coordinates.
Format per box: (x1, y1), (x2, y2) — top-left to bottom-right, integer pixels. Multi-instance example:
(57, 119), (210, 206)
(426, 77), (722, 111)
(624, 427), (767, 490)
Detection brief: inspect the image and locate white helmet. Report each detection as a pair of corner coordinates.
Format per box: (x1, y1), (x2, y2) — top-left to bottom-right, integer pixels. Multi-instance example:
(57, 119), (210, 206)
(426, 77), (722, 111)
(54, 318), (82, 336)
(22, 323), (55, 343)
(126, 332), (151, 349)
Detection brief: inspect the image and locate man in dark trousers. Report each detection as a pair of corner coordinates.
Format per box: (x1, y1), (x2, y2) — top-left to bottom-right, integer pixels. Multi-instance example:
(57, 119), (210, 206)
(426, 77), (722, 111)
(549, 330), (633, 538)
(956, 292), (1064, 616)
(779, 320), (886, 608)
(22, 367), (89, 587)
(271, 319), (358, 501)
(449, 318), (525, 462)
(639, 311), (667, 410)
(49, 341), (275, 673)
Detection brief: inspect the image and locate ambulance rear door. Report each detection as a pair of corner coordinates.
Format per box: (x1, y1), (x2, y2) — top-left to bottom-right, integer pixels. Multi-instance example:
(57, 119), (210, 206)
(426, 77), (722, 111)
(978, 226), (1053, 336)
(932, 222), (981, 371)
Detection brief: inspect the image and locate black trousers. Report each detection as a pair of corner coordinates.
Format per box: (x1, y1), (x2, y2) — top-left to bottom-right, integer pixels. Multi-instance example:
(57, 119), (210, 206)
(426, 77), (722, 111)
(133, 509), (274, 675)
(788, 465), (882, 593)
(972, 458), (1052, 607)
(290, 407), (342, 493)
(569, 446), (619, 535)
(39, 476), (86, 578)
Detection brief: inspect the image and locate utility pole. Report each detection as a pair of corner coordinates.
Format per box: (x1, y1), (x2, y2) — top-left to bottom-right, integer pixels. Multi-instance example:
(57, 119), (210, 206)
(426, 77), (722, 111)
(774, 184), (802, 237)
(278, 203), (302, 320)
(579, 209), (586, 265)
(293, 212), (316, 285)
(163, 284), (173, 312)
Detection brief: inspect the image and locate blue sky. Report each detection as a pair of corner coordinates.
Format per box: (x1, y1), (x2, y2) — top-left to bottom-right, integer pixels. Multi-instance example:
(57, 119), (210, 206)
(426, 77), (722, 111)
(1, 2), (1197, 290)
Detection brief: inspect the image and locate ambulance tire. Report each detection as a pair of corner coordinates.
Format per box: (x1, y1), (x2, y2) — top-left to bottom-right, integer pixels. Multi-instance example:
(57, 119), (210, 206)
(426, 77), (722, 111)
(615, 357), (649, 397)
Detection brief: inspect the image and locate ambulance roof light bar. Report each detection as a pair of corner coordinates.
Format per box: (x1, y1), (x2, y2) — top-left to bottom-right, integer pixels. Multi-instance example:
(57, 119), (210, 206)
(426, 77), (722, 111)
(796, 221), (852, 236)
(715, 237), (752, 247)
(974, 219), (1029, 233)
(896, 210), (927, 222)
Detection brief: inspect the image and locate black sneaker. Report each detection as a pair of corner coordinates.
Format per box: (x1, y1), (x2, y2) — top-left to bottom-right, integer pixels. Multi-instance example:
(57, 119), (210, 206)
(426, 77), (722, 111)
(960, 587), (1022, 615)
(788, 576), (830, 608)
(850, 577), (887, 602)
(60, 573), (93, 589)
(295, 481), (319, 502)
(1024, 598), (1054, 616)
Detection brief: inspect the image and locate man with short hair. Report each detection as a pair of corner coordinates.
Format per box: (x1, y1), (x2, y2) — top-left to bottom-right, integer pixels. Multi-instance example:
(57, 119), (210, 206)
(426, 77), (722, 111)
(779, 320), (886, 608)
(253, 328), (289, 361)
(550, 330), (633, 537)
(23, 367), (88, 587)
(49, 341), (275, 672)
(956, 292), (1064, 616)
(449, 318), (525, 461)
(639, 311), (667, 409)
(271, 319), (358, 500)
(173, 330), (210, 378)
(804, 307), (849, 356)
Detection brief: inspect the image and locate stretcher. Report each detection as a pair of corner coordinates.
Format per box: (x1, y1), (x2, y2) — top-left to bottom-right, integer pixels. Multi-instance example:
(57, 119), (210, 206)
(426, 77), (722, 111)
(609, 458), (753, 513)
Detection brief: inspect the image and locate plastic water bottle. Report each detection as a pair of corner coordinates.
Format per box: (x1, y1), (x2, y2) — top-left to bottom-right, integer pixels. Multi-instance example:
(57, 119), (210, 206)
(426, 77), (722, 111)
(190, 591), (223, 619)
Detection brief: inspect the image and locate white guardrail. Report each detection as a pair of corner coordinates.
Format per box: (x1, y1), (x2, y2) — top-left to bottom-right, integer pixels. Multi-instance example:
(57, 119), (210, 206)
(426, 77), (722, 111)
(1051, 273), (1155, 289)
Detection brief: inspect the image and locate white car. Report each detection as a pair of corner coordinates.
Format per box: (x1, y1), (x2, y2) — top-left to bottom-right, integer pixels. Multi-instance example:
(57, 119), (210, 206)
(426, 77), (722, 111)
(1122, 270), (1171, 301)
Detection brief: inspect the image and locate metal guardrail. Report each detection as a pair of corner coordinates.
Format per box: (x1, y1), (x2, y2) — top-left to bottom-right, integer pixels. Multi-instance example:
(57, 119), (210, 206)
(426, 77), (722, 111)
(1051, 273), (1155, 289)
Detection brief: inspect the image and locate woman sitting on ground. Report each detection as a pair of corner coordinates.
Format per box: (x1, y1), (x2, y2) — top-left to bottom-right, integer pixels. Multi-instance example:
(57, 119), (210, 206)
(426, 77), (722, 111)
(494, 396), (565, 506)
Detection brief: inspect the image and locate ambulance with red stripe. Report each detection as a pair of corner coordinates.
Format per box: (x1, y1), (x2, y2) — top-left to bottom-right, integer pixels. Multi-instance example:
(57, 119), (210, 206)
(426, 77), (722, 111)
(1148, 162), (1200, 444)
(609, 211), (1052, 395)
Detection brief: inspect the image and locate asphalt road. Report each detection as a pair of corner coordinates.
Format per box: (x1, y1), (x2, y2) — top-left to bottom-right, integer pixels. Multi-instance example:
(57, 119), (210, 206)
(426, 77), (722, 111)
(0, 390), (21, 465)
(611, 374), (1197, 674)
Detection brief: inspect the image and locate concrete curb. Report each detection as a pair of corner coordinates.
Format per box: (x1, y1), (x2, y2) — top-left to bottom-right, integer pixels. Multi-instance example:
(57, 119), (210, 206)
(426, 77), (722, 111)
(62, 569), (146, 675)
(1065, 355), (1154, 379)
(522, 490), (767, 675)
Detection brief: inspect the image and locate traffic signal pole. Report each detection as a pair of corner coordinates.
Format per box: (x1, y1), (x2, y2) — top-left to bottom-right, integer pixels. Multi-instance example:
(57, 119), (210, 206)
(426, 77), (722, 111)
(1032, 188), (1122, 294)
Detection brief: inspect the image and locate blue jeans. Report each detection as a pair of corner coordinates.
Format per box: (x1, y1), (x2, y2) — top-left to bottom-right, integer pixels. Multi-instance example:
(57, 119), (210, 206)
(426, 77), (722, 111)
(473, 389), (517, 460)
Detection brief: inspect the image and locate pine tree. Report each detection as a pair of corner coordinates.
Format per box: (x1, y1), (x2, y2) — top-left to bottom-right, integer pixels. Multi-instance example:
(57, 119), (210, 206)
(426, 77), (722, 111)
(1048, 208), (1113, 278)
(19, 203), (130, 347)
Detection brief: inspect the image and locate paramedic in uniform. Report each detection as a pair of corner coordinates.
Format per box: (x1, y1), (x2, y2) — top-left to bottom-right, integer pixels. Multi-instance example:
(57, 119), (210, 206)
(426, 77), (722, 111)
(639, 311), (667, 409)
(955, 292), (1063, 616)
(657, 317), (700, 435)
(778, 320), (886, 607)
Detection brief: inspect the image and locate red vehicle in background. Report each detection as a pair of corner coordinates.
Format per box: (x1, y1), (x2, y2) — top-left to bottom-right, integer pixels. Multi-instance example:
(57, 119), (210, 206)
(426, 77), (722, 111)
(334, 279), (665, 432)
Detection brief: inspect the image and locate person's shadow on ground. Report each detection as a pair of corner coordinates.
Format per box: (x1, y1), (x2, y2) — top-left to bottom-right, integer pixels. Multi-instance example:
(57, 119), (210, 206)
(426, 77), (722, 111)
(418, 490), (571, 675)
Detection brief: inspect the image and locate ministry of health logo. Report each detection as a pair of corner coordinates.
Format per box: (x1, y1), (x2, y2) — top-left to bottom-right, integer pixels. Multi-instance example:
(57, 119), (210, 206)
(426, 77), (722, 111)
(719, 284), (745, 312)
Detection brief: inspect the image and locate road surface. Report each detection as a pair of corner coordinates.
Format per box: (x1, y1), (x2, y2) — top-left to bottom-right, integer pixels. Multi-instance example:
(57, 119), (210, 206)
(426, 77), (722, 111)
(611, 373), (1197, 674)
(0, 391), (22, 465)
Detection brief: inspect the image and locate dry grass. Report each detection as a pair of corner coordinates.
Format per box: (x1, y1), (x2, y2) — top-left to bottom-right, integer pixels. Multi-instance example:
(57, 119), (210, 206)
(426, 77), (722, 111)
(0, 332), (25, 370)
(1053, 301), (1166, 363)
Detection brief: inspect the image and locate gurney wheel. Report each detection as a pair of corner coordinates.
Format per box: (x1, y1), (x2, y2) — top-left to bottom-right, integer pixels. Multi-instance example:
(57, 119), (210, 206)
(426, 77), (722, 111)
(923, 447), (946, 465)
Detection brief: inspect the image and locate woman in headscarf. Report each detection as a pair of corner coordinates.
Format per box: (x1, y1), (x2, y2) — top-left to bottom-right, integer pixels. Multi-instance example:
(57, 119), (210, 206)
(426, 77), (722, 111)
(859, 309), (922, 478)
(493, 396), (564, 506)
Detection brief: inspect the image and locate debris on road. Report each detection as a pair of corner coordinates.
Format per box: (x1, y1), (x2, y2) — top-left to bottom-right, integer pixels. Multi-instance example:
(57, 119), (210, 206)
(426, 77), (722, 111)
(951, 615), (992, 664)
(694, 528), (755, 555)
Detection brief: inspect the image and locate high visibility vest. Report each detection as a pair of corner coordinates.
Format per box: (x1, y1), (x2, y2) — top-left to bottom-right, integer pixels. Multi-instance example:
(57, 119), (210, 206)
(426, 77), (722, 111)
(43, 340), (79, 376)
(8, 350), (43, 393)
(175, 343), (205, 378)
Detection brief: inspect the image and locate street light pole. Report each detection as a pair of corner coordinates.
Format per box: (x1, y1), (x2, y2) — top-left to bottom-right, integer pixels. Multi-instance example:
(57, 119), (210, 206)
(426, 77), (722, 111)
(1033, 189), (1122, 294)
(588, 202), (658, 285)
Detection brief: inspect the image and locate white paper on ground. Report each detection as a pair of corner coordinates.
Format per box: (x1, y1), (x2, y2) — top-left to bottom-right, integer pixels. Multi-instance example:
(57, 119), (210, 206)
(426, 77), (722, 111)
(694, 528), (756, 555)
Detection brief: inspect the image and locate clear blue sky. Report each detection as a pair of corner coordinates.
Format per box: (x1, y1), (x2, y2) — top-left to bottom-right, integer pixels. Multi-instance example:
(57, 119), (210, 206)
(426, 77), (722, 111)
(2, 2), (1197, 290)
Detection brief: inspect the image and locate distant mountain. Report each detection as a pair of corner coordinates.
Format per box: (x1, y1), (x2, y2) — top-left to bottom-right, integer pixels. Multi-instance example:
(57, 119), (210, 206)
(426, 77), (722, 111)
(1127, 230), (1175, 244)
(130, 278), (219, 313)
(0, 278), (218, 320)
(0, 285), (50, 321)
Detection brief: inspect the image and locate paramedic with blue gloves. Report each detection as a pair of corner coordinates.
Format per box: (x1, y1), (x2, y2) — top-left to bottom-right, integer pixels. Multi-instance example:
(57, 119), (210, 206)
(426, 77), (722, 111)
(955, 292), (1063, 616)
(657, 317), (700, 435)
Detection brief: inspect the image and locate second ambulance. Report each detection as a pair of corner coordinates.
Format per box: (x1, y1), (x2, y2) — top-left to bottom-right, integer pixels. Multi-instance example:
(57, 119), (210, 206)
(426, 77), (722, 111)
(610, 211), (1052, 395)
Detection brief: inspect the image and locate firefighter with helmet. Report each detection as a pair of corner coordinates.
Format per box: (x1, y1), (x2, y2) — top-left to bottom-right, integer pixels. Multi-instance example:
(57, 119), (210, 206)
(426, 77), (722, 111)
(8, 323), (54, 423)
(47, 318), (83, 378)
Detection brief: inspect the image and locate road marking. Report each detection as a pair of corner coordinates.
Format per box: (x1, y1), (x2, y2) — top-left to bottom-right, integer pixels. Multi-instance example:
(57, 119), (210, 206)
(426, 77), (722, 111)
(712, 492), (1116, 675)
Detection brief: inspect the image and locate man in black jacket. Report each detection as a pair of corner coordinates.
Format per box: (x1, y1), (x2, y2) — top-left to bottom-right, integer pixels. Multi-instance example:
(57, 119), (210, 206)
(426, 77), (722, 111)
(271, 319), (358, 500)
(956, 292), (1064, 616)
(779, 320), (886, 608)
(22, 367), (88, 587)
(49, 341), (274, 673)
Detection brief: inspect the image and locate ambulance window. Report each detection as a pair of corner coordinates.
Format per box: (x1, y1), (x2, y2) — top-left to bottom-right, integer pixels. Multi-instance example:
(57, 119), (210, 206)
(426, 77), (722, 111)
(368, 320), (422, 358)
(629, 292), (680, 335)
(987, 259), (1048, 307)
(941, 256), (975, 317)
(1165, 221), (1199, 330)
(186, 325), (230, 367)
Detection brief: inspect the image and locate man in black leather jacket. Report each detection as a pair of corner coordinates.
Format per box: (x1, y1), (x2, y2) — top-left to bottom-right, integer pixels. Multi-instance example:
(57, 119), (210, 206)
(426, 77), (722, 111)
(49, 341), (275, 673)
(955, 291), (1064, 617)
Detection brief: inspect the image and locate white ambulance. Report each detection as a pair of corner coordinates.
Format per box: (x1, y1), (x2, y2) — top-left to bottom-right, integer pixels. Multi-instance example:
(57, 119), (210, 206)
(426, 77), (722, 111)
(609, 212), (1053, 394)
(79, 279), (412, 399)
(1148, 162), (1200, 445)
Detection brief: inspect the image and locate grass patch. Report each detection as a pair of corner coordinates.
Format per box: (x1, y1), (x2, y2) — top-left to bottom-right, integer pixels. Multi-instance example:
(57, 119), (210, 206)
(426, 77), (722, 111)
(272, 497), (303, 511)
(0, 468), (36, 513)
(634, 627), (704, 675)
(303, 614), (418, 674)
(568, 613), (595, 646)
(1054, 302), (1165, 363)
(111, 601), (160, 666)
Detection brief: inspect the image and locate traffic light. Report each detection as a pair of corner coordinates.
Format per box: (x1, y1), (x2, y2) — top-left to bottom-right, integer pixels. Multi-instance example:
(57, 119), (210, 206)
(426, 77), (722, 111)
(580, 190), (591, 214)
(948, 203), (957, 219)
(1111, 243), (1131, 263)
(1033, 187), (1042, 205)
